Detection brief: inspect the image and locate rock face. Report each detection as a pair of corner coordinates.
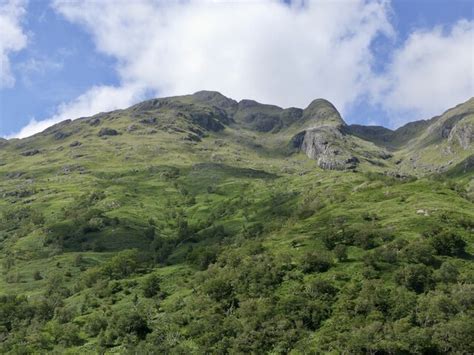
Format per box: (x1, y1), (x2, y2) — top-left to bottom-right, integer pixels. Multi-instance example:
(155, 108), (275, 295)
(289, 98), (359, 170)
(292, 127), (359, 170)
(54, 131), (72, 140)
(233, 100), (303, 133)
(449, 120), (473, 149)
(190, 109), (228, 132)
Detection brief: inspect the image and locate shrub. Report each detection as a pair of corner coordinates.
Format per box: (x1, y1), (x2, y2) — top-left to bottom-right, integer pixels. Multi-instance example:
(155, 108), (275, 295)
(429, 230), (466, 256)
(187, 245), (218, 270)
(112, 310), (151, 340)
(142, 274), (161, 298)
(403, 240), (437, 266)
(301, 252), (333, 273)
(435, 261), (459, 283)
(354, 229), (379, 250)
(334, 244), (348, 262)
(102, 249), (139, 279)
(242, 223), (264, 239)
(395, 264), (433, 293)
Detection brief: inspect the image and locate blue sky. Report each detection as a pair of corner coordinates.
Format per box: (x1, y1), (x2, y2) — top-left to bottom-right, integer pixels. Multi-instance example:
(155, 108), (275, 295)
(1, 0), (473, 138)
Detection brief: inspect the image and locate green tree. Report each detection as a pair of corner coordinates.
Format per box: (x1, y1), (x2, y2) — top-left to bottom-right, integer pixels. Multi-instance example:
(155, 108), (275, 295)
(142, 274), (161, 298)
(334, 245), (348, 262)
(302, 252), (333, 273)
(429, 230), (466, 256)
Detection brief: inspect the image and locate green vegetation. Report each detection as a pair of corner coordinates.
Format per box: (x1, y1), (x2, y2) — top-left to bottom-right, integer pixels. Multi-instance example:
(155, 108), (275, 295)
(0, 92), (473, 353)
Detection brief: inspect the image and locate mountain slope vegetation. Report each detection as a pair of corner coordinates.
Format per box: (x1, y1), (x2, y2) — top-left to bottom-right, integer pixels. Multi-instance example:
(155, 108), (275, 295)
(0, 92), (473, 354)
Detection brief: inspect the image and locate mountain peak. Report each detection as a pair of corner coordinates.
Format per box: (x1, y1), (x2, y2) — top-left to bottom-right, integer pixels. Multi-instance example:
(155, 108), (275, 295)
(191, 91), (238, 112)
(302, 98), (346, 128)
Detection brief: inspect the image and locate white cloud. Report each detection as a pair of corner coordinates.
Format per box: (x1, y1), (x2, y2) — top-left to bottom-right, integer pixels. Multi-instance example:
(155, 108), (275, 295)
(9, 0), (473, 138)
(4, 0), (392, 139)
(0, 0), (27, 88)
(50, 0), (392, 112)
(375, 20), (474, 127)
(7, 83), (144, 138)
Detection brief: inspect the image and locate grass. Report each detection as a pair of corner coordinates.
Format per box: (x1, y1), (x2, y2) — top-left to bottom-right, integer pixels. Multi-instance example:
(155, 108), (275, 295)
(0, 93), (473, 353)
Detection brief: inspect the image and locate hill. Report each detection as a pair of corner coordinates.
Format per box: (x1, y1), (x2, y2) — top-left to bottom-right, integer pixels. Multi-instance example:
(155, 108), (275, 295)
(0, 92), (473, 354)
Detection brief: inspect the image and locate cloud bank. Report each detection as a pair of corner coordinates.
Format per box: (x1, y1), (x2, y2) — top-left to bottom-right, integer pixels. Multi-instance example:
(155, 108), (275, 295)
(8, 84), (145, 138)
(9, 0), (391, 138)
(376, 19), (474, 126)
(0, 0), (28, 88)
(5, 0), (474, 137)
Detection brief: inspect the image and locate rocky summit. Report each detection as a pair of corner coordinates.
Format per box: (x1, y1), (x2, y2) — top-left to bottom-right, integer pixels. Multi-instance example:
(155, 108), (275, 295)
(0, 91), (473, 354)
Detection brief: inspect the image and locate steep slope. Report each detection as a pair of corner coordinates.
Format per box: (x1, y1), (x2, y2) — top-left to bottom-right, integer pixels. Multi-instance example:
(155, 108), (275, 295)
(289, 99), (392, 170)
(349, 97), (474, 174)
(0, 92), (473, 354)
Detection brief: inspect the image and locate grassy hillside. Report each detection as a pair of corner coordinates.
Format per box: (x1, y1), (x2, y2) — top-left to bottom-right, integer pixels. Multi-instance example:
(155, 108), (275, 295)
(0, 93), (473, 354)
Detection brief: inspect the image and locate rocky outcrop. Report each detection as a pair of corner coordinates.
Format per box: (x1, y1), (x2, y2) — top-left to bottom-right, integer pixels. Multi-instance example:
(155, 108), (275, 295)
(98, 128), (119, 137)
(190, 109), (228, 132)
(89, 118), (101, 126)
(233, 100), (303, 133)
(449, 120), (473, 149)
(20, 149), (40, 156)
(291, 126), (359, 170)
(54, 131), (72, 140)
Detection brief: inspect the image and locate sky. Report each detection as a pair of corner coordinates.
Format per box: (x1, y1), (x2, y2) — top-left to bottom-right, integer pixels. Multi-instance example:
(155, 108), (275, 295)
(0, 0), (473, 139)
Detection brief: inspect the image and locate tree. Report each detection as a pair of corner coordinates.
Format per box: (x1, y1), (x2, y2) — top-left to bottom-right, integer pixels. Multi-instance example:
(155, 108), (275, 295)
(403, 240), (437, 266)
(302, 252), (333, 273)
(334, 245), (348, 262)
(395, 264), (433, 293)
(102, 249), (138, 279)
(429, 230), (466, 256)
(142, 274), (161, 298)
(435, 261), (459, 283)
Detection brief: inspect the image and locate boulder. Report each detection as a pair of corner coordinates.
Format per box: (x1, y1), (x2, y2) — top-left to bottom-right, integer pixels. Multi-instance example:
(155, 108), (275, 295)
(139, 117), (157, 124)
(54, 131), (72, 140)
(20, 149), (40, 156)
(98, 128), (118, 137)
(89, 118), (101, 126)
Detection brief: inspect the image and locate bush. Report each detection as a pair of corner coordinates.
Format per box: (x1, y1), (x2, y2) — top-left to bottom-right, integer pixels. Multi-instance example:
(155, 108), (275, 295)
(435, 261), (459, 283)
(334, 245), (348, 262)
(85, 312), (108, 337)
(102, 249), (139, 279)
(353, 229), (379, 250)
(111, 310), (151, 340)
(301, 252), (333, 273)
(142, 274), (161, 298)
(242, 223), (264, 238)
(429, 230), (466, 256)
(403, 240), (437, 266)
(187, 245), (218, 270)
(395, 264), (433, 293)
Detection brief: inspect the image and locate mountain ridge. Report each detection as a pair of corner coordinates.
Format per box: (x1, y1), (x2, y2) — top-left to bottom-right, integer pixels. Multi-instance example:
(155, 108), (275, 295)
(1, 91), (473, 175)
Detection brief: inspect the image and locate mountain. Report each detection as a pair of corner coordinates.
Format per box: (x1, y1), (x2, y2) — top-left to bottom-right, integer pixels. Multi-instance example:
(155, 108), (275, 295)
(3, 91), (471, 175)
(0, 92), (473, 354)
(349, 97), (474, 174)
